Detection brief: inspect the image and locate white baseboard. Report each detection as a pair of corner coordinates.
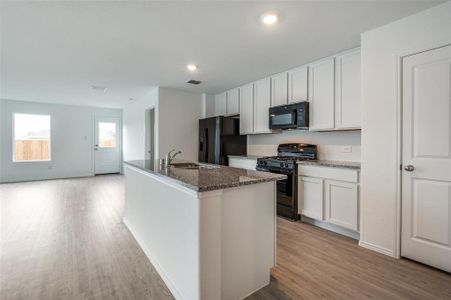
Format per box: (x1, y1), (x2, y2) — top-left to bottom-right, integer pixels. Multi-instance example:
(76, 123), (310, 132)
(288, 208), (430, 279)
(359, 240), (395, 257)
(301, 216), (360, 240)
(123, 218), (183, 300)
(239, 278), (270, 300)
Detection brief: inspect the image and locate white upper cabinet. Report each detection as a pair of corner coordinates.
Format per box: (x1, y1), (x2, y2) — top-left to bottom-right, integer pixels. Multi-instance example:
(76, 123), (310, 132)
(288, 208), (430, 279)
(216, 48), (361, 131)
(335, 49), (361, 129)
(239, 83), (254, 135)
(215, 92), (227, 116)
(288, 65), (308, 103)
(254, 77), (272, 134)
(226, 88), (240, 116)
(271, 72), (288, 107)
(309, 57), (335, 131)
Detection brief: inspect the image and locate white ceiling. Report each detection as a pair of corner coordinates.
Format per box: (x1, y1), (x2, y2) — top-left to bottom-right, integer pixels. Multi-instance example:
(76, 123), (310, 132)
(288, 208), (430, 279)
(0, 0), (444, 108)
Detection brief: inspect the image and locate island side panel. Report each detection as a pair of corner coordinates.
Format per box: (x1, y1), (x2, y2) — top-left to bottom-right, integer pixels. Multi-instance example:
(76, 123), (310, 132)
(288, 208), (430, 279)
(199, 181), (277, 300)
(123, 165), (201, 300)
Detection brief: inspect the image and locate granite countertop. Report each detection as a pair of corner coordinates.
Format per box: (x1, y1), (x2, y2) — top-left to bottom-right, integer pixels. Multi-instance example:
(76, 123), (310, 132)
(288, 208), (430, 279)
(124, 159), (286, 192)
(297, 160), (361, 170)
(228, 155), (262, 160)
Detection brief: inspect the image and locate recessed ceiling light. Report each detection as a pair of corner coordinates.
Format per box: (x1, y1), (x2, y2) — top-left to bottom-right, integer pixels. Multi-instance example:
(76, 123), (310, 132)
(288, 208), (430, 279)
(186, 64), (198, 71)
(261, 13), (278, 25)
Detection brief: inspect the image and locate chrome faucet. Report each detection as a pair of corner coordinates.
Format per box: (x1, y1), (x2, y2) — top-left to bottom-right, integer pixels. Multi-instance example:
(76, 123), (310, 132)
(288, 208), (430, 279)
(166, 149), (182, 166)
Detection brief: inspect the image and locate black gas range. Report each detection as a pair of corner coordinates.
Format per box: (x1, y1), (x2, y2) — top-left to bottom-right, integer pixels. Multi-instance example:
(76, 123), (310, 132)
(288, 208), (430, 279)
(256, 143), (317, 220)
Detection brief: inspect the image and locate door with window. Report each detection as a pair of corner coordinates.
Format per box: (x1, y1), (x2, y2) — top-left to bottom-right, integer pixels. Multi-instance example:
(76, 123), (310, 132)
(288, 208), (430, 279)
(94, 117), (120, 174)
(401, 45), (451, 272)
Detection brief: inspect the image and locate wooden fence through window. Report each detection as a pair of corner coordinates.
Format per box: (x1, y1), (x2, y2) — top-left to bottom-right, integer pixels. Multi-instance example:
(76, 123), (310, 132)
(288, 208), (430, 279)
(15, 140), (50, 161)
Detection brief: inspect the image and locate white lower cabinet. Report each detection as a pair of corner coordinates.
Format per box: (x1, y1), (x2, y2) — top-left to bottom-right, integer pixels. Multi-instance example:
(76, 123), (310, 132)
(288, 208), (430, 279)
(298, 165), (360, 233)
(228, 157), (257, 170)
(298, 176), (324, 220)
(324, 180), (359, 231)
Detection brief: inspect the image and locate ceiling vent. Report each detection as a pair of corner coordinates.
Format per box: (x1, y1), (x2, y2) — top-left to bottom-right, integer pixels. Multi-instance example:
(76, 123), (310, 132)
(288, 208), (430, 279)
(187, 79), (202, 85)
(91, 85), (107, 92)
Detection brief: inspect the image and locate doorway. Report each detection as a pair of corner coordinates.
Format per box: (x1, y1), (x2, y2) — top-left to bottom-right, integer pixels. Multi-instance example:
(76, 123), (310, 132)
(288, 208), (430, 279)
(401, 44), (451, 272)
(94, 117), (121, 174)
(145, 108), (155, 161)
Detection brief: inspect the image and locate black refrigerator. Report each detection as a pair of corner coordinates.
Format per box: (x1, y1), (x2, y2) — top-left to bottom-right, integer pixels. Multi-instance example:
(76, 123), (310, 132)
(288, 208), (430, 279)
(198, 116), (247, 165)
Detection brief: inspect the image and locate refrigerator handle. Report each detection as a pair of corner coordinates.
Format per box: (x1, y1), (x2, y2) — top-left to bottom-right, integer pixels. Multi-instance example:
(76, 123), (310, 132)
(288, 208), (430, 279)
(205, 128), (209, 162)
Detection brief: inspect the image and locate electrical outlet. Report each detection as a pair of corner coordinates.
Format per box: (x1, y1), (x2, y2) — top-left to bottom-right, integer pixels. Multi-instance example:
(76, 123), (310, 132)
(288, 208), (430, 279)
(342, 146), (352, 153)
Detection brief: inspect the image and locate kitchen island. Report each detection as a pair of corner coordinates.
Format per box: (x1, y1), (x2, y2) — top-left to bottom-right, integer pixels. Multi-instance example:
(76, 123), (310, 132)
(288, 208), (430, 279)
(123, 160), (285, 300)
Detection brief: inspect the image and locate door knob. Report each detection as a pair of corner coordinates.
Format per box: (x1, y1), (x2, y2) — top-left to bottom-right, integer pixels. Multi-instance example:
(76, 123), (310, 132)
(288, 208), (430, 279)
(404, 165), (415, 172)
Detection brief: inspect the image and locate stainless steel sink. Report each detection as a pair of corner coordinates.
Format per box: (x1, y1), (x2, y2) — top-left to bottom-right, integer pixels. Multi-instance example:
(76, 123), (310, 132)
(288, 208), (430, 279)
(170, 162), (201, 169)
(169, 162), (220, 170)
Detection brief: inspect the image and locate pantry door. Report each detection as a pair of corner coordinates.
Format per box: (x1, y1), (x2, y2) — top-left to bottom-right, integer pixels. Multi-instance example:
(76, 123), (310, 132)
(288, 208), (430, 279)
(94, 117), (121, 174)
(401, 44), (451, 272)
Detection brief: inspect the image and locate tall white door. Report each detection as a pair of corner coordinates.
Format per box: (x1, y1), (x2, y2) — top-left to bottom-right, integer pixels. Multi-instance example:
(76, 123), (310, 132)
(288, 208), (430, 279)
(401, 45), (451, 272)
(94, 117), (121, 174)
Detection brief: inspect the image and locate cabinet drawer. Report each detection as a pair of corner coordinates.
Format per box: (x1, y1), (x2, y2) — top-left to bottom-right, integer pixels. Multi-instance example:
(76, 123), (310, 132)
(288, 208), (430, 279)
(298, 165), (359, 183)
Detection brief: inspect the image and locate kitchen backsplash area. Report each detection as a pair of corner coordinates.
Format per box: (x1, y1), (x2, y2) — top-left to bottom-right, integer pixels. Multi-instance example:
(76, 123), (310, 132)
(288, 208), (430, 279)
(247, 130), (361, 162)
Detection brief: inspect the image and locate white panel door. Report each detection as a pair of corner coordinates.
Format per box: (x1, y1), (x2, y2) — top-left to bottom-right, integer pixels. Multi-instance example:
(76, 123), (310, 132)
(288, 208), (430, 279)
(94, 117), (121, 174)
(325, 180), (359, 231)
(254, 77), (272, 134)
(239, 83), (254, 135)
(401, 45), (451, 272)
(288, 65), (308, 103)
(309, 58), (335, 131)
(298, 176), (324, 220)
(335, 49), (361, 129)
(226, 88), (240, 115)
(215, 92), (227, 116)
(271, 72), (288, 107)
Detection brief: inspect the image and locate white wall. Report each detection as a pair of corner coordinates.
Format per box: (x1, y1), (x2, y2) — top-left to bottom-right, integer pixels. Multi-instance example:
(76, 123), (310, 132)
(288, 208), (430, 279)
(248, 130), (361, 162)
(158, 87), (203, 161)
(0, 99), (122, 183)
(360, 1), (451, 257)
(123, 88), (159, 161)
(122, 87), (203, 162)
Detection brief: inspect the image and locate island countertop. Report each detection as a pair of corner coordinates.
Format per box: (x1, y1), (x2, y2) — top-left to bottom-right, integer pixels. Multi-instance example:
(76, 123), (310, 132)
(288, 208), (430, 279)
(124, 160), (286, 192)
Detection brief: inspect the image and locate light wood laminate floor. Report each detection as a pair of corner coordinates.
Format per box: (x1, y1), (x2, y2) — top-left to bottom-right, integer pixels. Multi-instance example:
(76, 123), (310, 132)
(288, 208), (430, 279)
(1, 175), (450, 300)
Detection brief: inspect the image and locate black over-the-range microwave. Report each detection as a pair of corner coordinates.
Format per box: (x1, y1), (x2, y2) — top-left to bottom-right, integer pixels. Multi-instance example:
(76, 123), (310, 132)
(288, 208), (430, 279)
(269, 102), (309, 130)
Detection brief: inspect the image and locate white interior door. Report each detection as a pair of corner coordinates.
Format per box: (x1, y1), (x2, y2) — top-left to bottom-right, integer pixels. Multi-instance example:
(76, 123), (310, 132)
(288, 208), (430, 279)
(401, 45), (451, 272)
(94, 117), (121, 174)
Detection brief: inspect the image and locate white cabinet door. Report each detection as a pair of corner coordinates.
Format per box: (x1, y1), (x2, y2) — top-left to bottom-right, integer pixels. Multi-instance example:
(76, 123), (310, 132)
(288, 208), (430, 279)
(271, 72), (288, 107)
(215, 92), (227, 116)
(335, 49), (361, 129)
(254, 77), (272, 134)
(309, 58), (335, 131)
(226, 88), (240, 115)
(288, 66), (308, 103)
(325, 180), (359, 231)
(298, 176), (324, 220)
(239, 83), (254, 134)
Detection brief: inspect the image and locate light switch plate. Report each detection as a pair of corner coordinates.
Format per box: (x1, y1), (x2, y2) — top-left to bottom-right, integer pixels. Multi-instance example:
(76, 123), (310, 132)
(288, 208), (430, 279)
(342, 146), (352, 153)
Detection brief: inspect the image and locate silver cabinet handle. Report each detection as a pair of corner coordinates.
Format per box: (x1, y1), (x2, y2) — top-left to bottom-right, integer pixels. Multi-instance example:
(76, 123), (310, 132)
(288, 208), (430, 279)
(404, 165), (415, 172)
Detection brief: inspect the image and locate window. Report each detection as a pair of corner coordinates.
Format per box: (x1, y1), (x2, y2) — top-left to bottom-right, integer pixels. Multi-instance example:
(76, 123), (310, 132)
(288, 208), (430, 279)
(98, 122), (116, 148)
(14, 113), (51, 161)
